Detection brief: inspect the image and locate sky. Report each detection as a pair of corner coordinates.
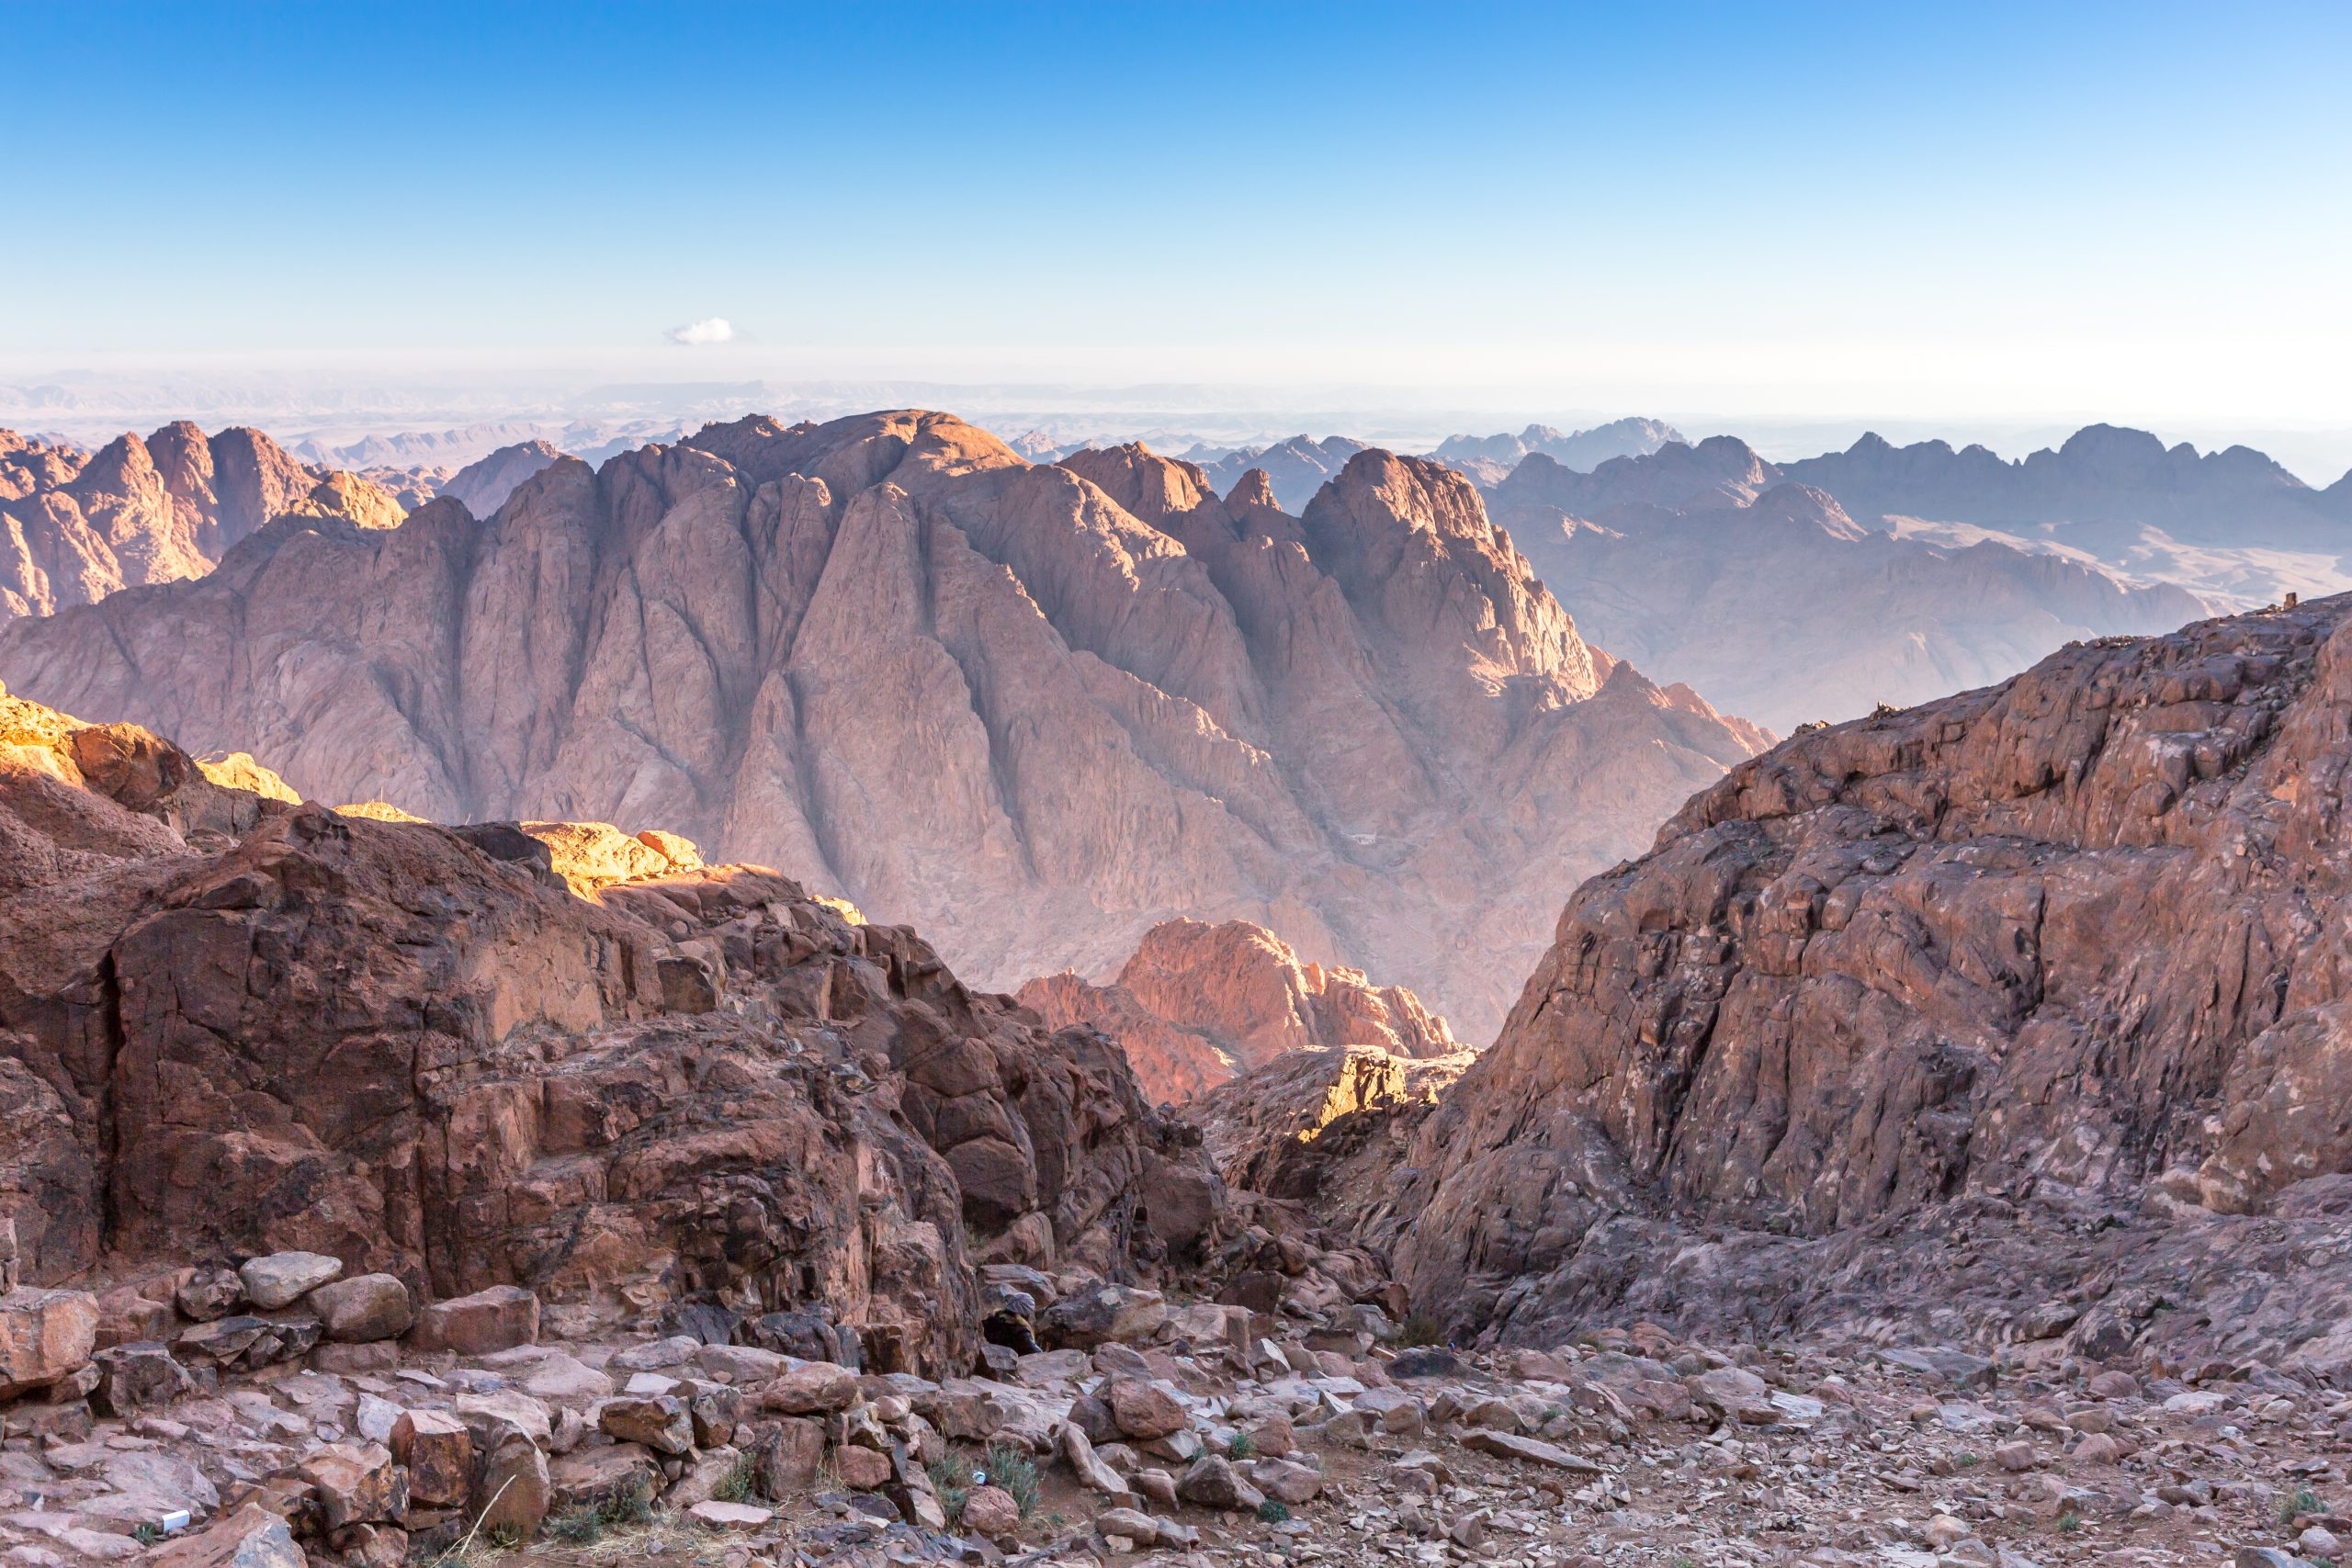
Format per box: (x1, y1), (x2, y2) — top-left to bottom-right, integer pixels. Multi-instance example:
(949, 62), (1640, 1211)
(4, 1), (2351, 434)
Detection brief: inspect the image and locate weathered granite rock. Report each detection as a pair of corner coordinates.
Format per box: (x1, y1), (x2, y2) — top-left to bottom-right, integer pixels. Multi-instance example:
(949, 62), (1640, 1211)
(0, 1287), (97, 1398)
(414, 1287), (537, 1355)
(237, 1253), (342, 1310)
(309, 1274), (412, 1342)
(390, 1408), (472, 1507)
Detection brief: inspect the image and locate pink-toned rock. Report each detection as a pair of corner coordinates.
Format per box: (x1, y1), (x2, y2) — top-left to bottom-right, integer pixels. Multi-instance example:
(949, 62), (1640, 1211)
(390, 1408), (472, 1506)
(833, 1445), (892, 1490)
(1105, 1378), (1187, 1441)
(299, 1442), (406, 1530)
(761, 1361), (858, 1415)
(310, 1274), (413, 1342)
(415, 1286), (537, 1355)
(0, 1287), (98, 1399)
(959, 1483), (1021, 1541)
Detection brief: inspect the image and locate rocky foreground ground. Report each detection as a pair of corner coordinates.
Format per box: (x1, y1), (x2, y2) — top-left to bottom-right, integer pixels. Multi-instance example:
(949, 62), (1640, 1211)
(3, 1251), (2348, 1568)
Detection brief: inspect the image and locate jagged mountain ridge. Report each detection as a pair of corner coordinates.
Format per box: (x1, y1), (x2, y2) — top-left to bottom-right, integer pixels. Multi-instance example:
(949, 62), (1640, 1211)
(0, 422), (402, 620)
(1484, 423), (2352, 620)
(0, 409), (1767, 1041)
(1486, 464), (2211, 730)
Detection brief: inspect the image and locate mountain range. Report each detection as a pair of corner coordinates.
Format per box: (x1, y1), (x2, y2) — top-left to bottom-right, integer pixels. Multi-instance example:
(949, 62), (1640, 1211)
(0, 423), (401, 619)
(0, 410), (1765, 1043)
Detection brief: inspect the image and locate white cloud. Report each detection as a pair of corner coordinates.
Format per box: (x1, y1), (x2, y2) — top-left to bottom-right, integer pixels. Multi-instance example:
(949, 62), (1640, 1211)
(665, 317), (736, 346)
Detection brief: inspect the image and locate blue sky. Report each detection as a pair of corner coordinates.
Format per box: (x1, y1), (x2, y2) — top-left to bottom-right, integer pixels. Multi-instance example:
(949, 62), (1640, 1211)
(5, 1), (2349, 423)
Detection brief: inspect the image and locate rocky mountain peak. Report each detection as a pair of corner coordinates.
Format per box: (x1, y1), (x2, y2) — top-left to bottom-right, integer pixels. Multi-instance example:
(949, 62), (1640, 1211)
(0, 407), (1766, 1041)
(1017, 916), (1458, 1105)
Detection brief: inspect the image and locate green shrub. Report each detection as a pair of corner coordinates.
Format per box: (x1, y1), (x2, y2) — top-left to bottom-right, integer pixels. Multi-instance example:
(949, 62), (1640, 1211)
(1257, 1499), (1290, 1523)
(1227, 1431), (1256, 1461)
(984, 1442), (1042, 1517)
(928, 1451), (975, 1523)
(714, 1451), (759, 1504)
(1399, 1314), (1443, 1348)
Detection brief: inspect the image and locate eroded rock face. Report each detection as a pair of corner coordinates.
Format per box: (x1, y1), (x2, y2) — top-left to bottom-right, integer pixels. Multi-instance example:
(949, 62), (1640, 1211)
(1387, 595), (2352, 1374)
(0, 690), (1217, 1376)
(0, 411), (1766, 1041)
(1018, 917), (1458, 1105)
(0, 423), (400, 619)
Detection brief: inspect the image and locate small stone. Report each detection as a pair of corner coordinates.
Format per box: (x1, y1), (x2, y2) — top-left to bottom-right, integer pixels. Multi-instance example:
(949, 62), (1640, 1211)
(90, 1340), (192, 1417)
(237, 1253), (343, 1311)
(472, 1426), (551, 1539)
(1061, 1417), (1131, 1497)
(686, 1500), (774, 1530)
(2301, 1527), (2343, 1558)
(1106, 1377), (1187, 1440)
(753, 1416), (826, 1495)
(174, 1268), (243, 1323)
(2071, 1432), (2122, 1465)
(1459, 1429), (1604, 1472)
(1250, 1456), (1324, 1504)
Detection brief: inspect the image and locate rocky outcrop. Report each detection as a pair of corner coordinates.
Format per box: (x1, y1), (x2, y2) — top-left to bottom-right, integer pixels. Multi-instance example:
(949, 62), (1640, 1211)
(1193, 1043), (1471, 1245)
(1383, 595), (2352, 1378)
(1019, 918), (1458, 1105)
(0, 409), (1766, 1041)
(1487, 469), (2208, 730)
(0, 685), (1219, 1380)
(435, 438), (565, 517)
(0, 423), (399, 619)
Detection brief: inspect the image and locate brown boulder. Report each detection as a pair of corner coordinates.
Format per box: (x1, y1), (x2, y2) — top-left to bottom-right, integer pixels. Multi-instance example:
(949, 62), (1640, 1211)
(0, 1287), (97, 1399)
(299, 1443), (407, 1531)
(390, 1408), (472, 1507)
(415, 1286), (538, 1355)
(310, 1274), (413, 1342)
(1105, 1378), (1187, 1441)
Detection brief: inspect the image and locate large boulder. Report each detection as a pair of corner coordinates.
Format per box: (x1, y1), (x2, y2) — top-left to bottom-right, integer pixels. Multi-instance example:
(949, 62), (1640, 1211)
(0, 1287), (97, 1399)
